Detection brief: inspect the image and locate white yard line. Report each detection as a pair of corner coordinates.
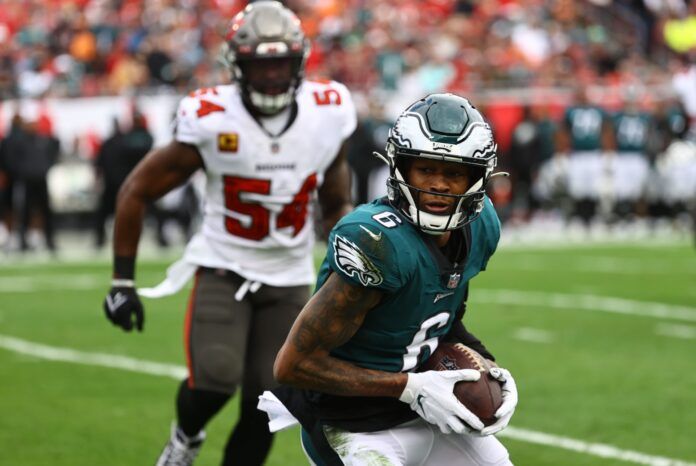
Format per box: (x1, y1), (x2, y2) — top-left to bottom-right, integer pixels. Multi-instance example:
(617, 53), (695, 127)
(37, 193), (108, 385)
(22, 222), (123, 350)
(0, 274), (170, 293)
(1, 334), (694, 466)
(474, 290), (696, 322)
(0, 334), (186, 379)
(498, 234), (691, 251)
(499, 257), (695, 275)
(0, 275), (105, 292)
(0, 242), (182, 267)
(3, 276), (695, 324)
(0, 237), (688, 269)
(655, 323), (696, 340)
(512, 327), (554, 343)
(499, 427), (696, 466)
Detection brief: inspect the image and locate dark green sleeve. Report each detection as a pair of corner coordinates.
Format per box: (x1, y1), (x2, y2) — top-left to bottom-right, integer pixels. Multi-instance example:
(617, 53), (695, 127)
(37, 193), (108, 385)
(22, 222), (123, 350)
(326, 221), (411, 292)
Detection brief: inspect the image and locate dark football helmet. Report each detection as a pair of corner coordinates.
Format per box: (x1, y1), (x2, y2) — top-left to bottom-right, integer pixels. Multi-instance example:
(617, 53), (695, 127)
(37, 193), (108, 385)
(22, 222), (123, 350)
(220, 1), (310, 115)
(376, 93), (501, 233)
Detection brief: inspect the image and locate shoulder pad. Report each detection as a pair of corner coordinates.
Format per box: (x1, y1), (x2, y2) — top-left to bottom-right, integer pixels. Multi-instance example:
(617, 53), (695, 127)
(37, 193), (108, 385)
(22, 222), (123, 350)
(327, 205), (413, 291)
(174, 95), (204, 145)
(175, 87), (233, 145)
(301, 80), (356, 139)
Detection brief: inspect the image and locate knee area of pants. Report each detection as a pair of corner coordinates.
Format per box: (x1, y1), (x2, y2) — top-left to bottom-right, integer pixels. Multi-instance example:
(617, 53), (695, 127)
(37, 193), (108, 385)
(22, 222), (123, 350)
(324, 428), (401, 466)
(344, 449), (401, 466)
(197, 344), (243, 390)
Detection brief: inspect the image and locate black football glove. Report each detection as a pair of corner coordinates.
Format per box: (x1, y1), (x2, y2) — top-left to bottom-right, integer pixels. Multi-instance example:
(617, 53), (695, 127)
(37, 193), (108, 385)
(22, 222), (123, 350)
(103, 285), (144, 332)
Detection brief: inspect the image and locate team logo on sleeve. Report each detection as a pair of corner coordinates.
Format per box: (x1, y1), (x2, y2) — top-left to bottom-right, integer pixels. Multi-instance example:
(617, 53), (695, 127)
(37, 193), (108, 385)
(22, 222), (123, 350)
(333, 235), (383, 287)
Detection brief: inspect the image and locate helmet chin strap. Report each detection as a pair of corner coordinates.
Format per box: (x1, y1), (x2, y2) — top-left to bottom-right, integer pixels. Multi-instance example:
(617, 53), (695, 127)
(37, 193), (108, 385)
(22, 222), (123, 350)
(466, 177), (483, 194)
(407, 204), (463, 235)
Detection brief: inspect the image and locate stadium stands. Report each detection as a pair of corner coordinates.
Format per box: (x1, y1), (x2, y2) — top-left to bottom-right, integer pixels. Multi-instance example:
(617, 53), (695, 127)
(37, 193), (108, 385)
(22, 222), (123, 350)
(0, 0), (694, 250)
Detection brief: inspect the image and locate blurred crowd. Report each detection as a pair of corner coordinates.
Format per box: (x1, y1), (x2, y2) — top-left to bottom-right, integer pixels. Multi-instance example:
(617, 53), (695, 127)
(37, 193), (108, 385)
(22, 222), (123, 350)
(0, 0), (695, 252)
(0, 0), (695, 99)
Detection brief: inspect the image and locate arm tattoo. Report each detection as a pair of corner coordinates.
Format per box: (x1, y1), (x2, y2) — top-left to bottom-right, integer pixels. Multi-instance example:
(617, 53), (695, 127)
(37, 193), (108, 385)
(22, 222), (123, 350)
(284, 273), (407, 397)
(292, 273), (374, 354)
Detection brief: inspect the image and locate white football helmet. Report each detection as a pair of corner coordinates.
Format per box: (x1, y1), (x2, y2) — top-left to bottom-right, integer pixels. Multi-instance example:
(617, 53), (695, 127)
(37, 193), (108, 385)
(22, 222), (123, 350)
(376, 93), (500, 233)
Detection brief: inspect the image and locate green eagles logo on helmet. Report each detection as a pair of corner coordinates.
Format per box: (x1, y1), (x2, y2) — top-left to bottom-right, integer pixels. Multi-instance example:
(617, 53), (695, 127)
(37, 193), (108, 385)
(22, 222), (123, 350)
(375, 93), (502, 233)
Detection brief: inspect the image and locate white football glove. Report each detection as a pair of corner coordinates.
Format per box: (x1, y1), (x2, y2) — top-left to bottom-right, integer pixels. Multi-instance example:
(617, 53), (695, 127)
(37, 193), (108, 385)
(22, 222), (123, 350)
(479, 367), (518, 436)
(399, 370), (484, 434)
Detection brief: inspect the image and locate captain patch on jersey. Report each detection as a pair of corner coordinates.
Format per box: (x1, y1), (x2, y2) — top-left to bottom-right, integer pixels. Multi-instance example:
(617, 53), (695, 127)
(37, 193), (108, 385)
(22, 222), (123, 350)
(218, 133), (239, 153)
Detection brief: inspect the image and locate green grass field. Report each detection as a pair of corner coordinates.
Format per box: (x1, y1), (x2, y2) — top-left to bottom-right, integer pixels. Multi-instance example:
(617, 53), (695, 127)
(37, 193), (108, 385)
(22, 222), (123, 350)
(1, 240), (695, 466)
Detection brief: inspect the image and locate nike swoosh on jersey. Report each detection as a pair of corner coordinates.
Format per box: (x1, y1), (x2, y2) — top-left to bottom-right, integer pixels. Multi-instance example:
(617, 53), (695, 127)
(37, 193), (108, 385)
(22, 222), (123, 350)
(359, 225), (382, 241)
(433, 292), (455, 303)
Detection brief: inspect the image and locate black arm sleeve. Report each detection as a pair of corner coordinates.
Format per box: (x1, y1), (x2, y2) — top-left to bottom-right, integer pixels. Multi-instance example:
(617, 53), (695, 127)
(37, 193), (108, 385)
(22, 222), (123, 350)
(443, 289), (495, 361)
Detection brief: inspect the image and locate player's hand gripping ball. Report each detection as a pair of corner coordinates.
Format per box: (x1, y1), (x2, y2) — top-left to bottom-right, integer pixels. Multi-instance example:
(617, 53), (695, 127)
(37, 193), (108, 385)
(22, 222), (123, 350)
(420, 343), (503, 427)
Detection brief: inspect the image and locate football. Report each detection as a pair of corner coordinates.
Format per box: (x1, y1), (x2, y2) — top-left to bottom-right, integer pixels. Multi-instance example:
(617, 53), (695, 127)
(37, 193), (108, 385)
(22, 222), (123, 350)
(420, 343), (503, 427)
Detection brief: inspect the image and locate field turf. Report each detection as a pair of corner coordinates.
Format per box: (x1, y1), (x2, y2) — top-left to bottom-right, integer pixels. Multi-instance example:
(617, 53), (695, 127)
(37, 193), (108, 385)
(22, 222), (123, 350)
(1, 240), (695, 465)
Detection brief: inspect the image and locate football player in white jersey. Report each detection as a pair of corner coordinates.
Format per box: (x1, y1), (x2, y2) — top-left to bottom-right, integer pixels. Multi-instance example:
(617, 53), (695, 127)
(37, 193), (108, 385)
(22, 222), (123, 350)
(101, 2), (356, 465)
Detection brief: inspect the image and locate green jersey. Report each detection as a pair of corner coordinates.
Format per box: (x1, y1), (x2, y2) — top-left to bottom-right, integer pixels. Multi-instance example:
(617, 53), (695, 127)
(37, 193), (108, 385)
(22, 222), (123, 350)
(316, 196), (500, 373)
(613, 111), (653, 153)
(664, 105), (688, 138)
(564, 105), (608, 151)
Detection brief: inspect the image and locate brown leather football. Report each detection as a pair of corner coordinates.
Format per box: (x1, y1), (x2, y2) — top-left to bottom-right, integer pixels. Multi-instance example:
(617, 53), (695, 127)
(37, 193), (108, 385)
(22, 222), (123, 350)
(419, 343), (503, 427)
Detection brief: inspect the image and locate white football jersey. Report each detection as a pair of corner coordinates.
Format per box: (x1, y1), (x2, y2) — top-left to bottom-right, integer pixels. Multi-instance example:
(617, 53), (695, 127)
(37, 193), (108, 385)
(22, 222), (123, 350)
(170, 80), (356, 287)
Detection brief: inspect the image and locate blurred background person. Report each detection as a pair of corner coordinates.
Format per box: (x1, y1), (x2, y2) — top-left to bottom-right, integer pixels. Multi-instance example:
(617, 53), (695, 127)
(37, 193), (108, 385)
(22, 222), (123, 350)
(609, 87), (655, 221)
(649, 100), (696, 227)
(93, 109), (153, 248)
(556, 85), (616, 226)
(11, 108), (60, 252)
(346, 97), (392, 206)
(93, 116), (122, 247)
(508, 105), (557, 221)
(0, 110), (22, 247)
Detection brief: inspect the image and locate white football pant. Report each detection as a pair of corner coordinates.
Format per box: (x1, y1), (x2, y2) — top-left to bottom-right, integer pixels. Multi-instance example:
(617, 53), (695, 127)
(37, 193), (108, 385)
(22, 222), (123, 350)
(303, 418), (512, 466)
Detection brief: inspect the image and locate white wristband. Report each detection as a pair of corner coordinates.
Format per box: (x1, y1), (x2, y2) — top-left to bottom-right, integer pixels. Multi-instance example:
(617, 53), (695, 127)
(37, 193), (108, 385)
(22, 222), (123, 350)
(112, 279), (135, 288)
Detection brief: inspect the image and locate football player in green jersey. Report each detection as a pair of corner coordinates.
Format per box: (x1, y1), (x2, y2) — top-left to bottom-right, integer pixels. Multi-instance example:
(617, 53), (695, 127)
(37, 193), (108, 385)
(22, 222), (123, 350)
(557, 86), (616, 224)
(610, 91), (654, 219)
(264, 94), (517, 465)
